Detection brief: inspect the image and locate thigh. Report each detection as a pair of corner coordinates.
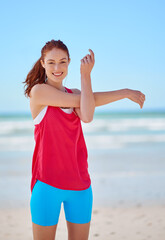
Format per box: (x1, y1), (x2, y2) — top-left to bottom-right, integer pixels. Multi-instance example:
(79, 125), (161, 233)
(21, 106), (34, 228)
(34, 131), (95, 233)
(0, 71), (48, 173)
(66, 221), (91, 240)
(63, 185), (93, 224)
(30, 180), (62, 226)
(32, 222), (57, 240)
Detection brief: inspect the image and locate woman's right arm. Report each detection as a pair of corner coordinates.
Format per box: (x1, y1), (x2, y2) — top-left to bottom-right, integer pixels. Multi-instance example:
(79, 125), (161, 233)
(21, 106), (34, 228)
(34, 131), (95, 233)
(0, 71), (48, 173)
(30, 83), (81, 108)
(30, 84), (145, 114)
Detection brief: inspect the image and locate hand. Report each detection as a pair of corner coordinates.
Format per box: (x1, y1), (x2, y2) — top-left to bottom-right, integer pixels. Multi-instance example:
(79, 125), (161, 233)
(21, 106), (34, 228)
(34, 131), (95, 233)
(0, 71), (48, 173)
(80, 49), (95, 76)
(127, 89), (146, 109)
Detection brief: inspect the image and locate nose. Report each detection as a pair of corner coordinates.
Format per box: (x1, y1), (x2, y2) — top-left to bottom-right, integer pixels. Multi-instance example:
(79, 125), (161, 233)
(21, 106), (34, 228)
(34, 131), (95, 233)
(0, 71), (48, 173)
(54, 63), (61, 71)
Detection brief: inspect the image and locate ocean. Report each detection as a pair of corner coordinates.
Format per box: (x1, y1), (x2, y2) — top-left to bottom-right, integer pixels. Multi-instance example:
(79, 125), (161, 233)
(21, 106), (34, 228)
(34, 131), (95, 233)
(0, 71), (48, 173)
(0, 110), (165, 208)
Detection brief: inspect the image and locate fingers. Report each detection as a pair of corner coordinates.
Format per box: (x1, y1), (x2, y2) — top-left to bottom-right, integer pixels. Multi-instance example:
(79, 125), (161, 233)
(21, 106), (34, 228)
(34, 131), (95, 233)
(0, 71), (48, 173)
(87, 54), (92, 62)
(80, 50), (95, 75)
(89, 49), (95, 62)
(140, 92), (145, 101)
(139, 92), (146, 109)
(83, 54), (91, 64)
(81, 59), (84, 63)
(85, 54), (91, 63)
(131, 90), (145, 109)
(81, 57), (90, 65)
(140, 100), (144, 109)
(128, 89), (146, 109)
(81, 49), (95, 64)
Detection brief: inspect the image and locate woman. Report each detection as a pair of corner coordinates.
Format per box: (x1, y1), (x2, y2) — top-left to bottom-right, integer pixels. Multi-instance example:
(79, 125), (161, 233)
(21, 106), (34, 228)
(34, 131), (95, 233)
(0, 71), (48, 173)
(23, 39), (145, 240)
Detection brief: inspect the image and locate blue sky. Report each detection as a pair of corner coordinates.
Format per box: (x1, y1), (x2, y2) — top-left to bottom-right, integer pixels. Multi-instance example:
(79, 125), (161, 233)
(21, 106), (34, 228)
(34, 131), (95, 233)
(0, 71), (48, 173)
(0, 0), (164, 113)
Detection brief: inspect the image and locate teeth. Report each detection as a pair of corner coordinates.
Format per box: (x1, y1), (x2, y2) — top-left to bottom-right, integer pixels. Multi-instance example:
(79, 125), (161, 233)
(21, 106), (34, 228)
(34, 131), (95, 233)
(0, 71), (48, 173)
(53, 72), (63, 76)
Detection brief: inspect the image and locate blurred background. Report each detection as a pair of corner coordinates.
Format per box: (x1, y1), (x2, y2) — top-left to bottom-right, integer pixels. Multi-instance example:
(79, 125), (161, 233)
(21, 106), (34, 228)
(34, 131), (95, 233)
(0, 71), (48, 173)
(0, 0), (165, 210)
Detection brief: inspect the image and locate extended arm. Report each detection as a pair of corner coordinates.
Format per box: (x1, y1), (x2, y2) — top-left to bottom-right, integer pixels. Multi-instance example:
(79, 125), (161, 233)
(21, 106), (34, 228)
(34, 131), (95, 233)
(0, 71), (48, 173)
(94, 89), (127, 107)
(94, 88), (145, 109)
(73, 88), (145, 120)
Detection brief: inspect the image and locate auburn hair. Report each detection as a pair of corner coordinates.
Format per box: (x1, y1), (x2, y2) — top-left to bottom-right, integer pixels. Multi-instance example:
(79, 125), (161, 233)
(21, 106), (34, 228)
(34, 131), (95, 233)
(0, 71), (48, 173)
(22, 39), (70, 98)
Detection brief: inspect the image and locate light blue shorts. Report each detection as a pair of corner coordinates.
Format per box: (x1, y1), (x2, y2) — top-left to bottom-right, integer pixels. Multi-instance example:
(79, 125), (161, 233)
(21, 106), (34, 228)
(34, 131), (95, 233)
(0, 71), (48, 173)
(30, 180), (93, 226)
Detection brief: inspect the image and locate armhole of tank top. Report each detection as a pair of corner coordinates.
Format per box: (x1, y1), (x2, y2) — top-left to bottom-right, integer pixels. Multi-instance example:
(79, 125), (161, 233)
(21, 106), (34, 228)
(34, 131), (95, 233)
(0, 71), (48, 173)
(65, 87), (78, 113)
(34, 106), (49, 126)
(64, 87), (75, 111)
(34, 87), (74, 125)
(64, 86), (73, 94)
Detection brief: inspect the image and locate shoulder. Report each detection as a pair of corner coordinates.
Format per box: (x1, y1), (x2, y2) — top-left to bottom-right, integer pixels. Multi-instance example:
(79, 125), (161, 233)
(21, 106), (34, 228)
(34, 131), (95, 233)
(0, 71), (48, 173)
(70, 88), (81, 94)
(30, 83), (45, 98)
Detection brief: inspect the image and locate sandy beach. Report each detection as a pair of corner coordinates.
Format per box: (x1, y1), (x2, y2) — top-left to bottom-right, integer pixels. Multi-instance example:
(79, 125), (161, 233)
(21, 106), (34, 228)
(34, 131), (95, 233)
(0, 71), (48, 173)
(0, 204), (165, 240)
(1, 149), (165, 240)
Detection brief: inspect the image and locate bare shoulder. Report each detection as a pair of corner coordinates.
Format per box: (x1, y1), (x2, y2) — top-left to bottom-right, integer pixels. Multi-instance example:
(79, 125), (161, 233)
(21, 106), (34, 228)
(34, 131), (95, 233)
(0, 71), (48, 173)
(30, 83), (80, 111)
(30, 85), (81, 98)
(70, 88), (81, 94)
(30, 83), (45, 98)
(29, 84), (46, 119)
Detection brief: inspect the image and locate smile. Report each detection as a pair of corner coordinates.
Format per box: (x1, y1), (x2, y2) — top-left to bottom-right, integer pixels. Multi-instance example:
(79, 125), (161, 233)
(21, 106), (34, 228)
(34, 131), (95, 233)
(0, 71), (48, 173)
(52, 72), (63, 77)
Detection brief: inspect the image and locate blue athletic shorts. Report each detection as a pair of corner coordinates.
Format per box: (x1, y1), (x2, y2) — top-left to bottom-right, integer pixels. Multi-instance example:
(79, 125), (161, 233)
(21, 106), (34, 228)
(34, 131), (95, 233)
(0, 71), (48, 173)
(30, 180), (93, 226)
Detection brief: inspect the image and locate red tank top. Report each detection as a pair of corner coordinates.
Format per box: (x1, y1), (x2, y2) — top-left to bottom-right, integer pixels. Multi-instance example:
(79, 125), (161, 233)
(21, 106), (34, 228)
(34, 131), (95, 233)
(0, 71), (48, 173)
(31, 87), (91, 193)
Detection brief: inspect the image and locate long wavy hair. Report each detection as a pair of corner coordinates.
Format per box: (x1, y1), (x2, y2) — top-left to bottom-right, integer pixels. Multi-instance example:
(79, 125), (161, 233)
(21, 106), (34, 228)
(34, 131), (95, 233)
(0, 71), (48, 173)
(22, 39), (70, 98)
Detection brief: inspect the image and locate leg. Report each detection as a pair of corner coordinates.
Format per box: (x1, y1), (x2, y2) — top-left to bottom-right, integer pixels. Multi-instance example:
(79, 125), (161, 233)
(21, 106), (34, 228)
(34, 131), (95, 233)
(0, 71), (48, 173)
(32, 222), (57, 240)
(66, 221), (91, 240)
(64, 185), (93, 240)
(30, 180), (62, 239)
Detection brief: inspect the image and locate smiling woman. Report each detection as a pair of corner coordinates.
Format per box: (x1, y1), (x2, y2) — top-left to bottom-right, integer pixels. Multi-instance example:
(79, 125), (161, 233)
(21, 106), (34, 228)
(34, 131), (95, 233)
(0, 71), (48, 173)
(22, 39), (145, 240)
(22, 39), (95, 240)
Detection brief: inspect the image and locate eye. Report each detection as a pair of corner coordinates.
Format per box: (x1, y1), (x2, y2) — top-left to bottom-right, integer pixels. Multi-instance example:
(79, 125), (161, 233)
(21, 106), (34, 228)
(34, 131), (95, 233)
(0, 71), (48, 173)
(49, 62), (54, 64)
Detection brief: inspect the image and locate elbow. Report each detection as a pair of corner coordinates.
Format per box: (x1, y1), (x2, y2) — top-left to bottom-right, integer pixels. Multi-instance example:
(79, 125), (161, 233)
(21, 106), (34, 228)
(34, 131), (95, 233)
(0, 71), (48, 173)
(81, 107), (95, 123)
(81, 113), (94, 123)
(82, 117), (93, 123)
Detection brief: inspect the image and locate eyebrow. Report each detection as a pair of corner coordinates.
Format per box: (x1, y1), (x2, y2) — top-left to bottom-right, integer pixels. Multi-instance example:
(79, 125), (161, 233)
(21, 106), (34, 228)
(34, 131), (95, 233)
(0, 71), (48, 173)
(47, 58), (67, 62)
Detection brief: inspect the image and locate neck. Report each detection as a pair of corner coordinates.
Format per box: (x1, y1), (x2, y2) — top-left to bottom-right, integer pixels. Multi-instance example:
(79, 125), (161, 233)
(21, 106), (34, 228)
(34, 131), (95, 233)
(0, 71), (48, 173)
(45, 78), (66, 92)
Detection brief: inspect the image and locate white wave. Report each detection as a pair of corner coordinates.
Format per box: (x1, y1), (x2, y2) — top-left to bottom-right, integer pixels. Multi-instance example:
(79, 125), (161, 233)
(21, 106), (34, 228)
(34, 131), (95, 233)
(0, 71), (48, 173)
(0, 116), (165, 151)
(0, 120), (34, 135)
(0, 117), (165, 136)
(0, 136), (35, 151)
(0, 127), (165, 151)
(84, 134), (165, 150)
(0, 133), (164, 151)
(82, 118), (165, 133)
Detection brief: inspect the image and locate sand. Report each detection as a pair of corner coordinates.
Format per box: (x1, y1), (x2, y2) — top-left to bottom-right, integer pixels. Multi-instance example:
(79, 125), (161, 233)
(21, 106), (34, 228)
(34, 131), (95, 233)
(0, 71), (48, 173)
(0, 204), (165, 240)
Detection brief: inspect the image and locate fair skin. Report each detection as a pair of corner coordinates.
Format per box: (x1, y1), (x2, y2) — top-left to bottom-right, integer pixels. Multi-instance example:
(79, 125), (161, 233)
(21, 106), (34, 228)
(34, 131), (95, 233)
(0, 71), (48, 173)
(30, 47), (145, 240)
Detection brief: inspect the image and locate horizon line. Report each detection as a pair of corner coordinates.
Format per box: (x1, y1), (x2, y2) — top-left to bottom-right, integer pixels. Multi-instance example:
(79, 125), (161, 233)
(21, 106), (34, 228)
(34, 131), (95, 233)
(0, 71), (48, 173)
(0, 108), (165, 116)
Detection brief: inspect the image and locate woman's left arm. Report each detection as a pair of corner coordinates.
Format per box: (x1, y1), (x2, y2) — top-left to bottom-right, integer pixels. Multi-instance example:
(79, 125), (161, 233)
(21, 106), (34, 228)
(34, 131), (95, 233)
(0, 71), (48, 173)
(73, 49), (145, 121)
(73, 88), (146, 120)
(94, 88), (146, 109)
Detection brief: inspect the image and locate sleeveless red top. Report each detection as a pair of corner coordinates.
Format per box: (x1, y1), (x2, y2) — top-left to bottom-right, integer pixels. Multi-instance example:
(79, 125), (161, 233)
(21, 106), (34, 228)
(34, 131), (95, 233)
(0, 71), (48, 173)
(31, 87), (91, 193)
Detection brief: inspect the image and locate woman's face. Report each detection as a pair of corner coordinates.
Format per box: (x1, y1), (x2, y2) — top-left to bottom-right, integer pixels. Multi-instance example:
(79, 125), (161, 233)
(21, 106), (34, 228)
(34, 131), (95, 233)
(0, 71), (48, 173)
(41, 48), (70, 84)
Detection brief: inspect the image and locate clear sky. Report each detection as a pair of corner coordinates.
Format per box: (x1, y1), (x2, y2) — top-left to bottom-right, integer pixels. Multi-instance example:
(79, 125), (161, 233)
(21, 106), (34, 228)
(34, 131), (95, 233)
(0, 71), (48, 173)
(0, 0), (164, 113)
